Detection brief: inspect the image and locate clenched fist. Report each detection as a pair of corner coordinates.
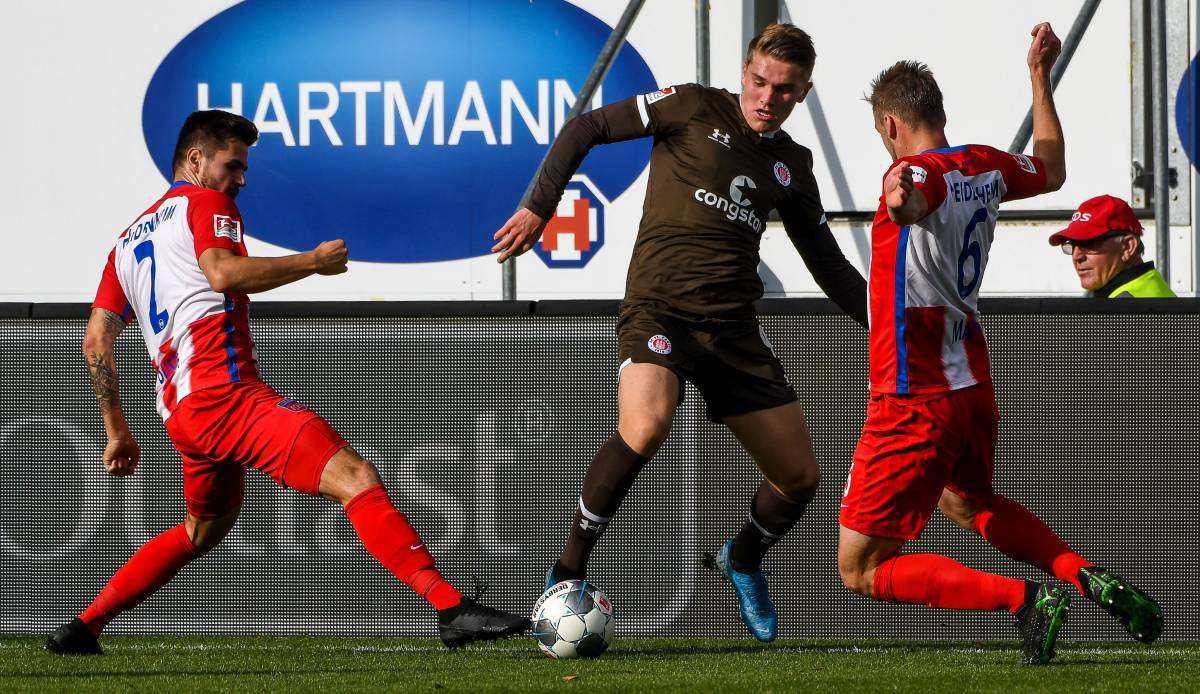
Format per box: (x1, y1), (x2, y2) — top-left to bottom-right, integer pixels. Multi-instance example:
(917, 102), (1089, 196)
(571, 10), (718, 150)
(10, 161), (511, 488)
(313, 239), (349, 275)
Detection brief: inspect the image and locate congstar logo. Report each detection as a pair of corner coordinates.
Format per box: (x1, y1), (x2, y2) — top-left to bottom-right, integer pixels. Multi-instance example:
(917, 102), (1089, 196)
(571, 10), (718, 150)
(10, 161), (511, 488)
(693, 175), (763, 233)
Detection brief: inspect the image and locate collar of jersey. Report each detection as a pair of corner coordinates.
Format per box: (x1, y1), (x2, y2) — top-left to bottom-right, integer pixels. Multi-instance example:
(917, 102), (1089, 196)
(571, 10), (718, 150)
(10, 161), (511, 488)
(921, 145), (969, 154)
(169, 180), (194, 190)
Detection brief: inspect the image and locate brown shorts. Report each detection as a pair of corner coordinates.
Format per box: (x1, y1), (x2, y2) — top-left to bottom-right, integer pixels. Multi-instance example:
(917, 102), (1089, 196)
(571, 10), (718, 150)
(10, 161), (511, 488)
(617, 305), (797, 422)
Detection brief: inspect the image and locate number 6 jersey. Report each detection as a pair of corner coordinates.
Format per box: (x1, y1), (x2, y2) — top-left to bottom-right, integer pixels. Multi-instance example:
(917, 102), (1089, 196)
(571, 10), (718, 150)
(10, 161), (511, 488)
(868, 145), (1046, 395)
(92, 181), (261, 419)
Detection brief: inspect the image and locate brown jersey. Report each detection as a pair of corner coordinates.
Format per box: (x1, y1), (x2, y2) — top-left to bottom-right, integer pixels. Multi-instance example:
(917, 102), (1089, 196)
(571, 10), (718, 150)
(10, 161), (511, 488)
(528, 83), (866, 324)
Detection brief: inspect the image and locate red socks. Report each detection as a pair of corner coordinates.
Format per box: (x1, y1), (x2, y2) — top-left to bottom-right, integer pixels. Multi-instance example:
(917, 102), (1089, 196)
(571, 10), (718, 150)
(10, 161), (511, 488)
(79, 523), (198, 635)
(872, 553), (1028, 613)
(344, 484), (462, 610)
(972, 495), (1092, 593)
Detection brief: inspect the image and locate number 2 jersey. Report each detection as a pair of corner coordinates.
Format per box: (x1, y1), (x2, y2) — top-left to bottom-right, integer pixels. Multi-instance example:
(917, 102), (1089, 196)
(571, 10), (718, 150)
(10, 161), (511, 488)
(92, 181), (260, 419)
(868, 145), (1046, 395)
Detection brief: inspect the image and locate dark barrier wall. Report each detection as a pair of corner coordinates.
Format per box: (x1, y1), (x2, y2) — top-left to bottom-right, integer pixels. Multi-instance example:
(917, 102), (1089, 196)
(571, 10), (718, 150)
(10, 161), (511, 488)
(1, 300), (1197, 640)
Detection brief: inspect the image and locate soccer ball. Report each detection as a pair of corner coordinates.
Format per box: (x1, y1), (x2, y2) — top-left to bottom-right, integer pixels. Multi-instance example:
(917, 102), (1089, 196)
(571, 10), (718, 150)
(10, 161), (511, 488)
(531, 580), (615, 658)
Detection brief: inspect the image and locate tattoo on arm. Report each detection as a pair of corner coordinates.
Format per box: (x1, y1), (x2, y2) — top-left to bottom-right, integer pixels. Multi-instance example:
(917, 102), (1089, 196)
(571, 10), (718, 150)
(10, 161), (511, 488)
(85, 308), (125, 417)
(101, 310), (126, 339)
(87, 353), (120, 416)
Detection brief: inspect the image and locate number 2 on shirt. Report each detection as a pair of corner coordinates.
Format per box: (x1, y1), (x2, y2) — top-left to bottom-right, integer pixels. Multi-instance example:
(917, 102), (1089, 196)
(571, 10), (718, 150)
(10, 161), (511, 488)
(134, 240), (170, 333)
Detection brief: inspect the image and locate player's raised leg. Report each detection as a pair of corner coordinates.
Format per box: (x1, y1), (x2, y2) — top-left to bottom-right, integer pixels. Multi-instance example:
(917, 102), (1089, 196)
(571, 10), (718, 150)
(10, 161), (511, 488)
(318, 447), (529, 647)
(46, 508), (240, 655)
(718, 400), (819, 642)
(838, 525), (1069, 665)
(550, 362), (677, 587)
(939, 489), (1163, 643)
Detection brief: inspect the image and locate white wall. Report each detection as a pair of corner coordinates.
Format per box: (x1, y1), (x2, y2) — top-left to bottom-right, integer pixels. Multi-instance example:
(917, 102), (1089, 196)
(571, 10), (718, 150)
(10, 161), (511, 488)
(1, 0), (1192, 301)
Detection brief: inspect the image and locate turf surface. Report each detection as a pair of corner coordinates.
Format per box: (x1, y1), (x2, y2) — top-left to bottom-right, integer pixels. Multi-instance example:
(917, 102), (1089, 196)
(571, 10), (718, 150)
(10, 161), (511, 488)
(7, 637), (1197, 693)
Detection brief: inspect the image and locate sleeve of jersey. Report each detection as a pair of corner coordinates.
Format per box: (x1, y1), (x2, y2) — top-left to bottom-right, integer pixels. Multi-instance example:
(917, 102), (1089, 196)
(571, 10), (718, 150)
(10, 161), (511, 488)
(525, 85), (700, 219)
(989, 148), (1048, 201)
(895, 155), (949, 213)
(92, 249), (132, 321)
(779, 154), (869, 328)
(188, 192), (247, 259)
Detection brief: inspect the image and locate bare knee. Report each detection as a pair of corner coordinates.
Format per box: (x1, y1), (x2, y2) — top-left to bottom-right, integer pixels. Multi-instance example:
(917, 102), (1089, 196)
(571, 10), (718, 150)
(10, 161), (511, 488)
(319, 448), (383, 505)
(837, 558), (874, 597)
(938, 489), (981, 532)
(185, 508), (239, 555)
(837, 527), (904, 599)
(772, 465), (820, 499)
(619, 412), (672, 457)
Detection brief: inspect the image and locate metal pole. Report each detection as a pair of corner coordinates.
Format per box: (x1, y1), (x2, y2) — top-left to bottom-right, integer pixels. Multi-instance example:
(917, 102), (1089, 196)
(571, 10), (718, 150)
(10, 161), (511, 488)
(1007, 0), (1101, 153)
(503, 0), (646, 299)
(1151, 0), (1170, 281)
(696, 0), (710, 86)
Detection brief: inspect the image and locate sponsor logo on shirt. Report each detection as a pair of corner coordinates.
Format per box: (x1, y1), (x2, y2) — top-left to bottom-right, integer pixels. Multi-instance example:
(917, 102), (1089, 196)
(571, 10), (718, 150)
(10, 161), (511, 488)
(692, 175), (763, 233)
(1012, 153), (1037, 174)
(276, 398), (308, 412)
(909, 165), (928, 184)
(708, 128), (731, 148)
(644, 86), (676, 104)
(214, 215), (242, 242)
(647, 335), (673, 354)
(773, 161), (791, 187)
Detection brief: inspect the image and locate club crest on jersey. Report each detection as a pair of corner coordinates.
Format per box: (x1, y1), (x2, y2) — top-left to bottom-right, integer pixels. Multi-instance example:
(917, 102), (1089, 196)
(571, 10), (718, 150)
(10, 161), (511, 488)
(773, 161), (791, 187)
(535, 174), (609, 268)
(644, 86), (676, 104)
(647, 334), (672, 354)
(276, 398), (307, 412)
(214, 214), (242, 242)
(1012, 153), (1037, 174)
(908, 165), (928, 184)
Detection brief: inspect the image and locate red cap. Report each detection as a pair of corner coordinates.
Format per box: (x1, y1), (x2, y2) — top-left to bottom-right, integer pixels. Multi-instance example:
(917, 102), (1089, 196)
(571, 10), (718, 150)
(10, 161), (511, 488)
(1049, 195), (1143, 246)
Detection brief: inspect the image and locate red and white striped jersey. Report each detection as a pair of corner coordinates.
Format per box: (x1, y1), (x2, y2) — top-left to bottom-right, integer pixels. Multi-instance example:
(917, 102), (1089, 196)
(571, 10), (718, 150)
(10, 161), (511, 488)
(868, 145), (1046, 395)
(92, 182), (260, 419)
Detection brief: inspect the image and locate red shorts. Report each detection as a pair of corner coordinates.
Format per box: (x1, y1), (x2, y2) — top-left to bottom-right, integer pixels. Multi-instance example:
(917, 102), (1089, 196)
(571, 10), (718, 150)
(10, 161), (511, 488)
(839, 382), (999, 540)
(164, 381), (349, 519)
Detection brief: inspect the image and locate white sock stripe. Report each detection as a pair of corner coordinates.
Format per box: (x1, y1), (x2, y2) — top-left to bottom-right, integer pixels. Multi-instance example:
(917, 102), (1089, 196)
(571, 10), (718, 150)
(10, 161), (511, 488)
(636, 94), (649, 129)
(748, 513), (786, 540)
(578, 498), (612, 524)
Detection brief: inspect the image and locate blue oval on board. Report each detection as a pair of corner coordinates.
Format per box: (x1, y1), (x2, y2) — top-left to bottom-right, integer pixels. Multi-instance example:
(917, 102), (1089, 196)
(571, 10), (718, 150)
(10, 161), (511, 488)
(142, 0), (657, 263)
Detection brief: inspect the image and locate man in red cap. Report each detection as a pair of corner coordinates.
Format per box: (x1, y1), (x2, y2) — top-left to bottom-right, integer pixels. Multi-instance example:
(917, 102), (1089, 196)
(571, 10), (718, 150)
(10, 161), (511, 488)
(1050, 195), (1175, 297)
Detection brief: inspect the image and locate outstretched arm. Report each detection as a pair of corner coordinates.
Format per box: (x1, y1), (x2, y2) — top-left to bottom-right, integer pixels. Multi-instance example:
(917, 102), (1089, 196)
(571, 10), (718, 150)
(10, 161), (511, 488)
(781, 217), (869, 328)
(493, 88), (695, 262)
(1028, 22), (1065, 192)
(82, 308), (139, 477)
(198, 240), (348, 294)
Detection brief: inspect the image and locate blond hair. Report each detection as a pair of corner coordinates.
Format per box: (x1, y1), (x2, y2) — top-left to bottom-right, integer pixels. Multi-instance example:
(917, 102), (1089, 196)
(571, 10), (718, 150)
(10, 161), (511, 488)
(745, 23), (816, 72)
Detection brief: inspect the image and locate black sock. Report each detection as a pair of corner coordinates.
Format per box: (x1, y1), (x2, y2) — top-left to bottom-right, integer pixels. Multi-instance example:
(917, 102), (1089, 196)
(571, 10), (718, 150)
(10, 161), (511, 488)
(729, 481), (815, 573)
(559, 433), (650, 577)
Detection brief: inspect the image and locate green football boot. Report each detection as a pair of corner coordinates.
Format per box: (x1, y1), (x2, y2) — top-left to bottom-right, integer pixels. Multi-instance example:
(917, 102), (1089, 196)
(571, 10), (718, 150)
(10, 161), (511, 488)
(1015, 583), (1070, 665)
(1079, 566), (1163, 644)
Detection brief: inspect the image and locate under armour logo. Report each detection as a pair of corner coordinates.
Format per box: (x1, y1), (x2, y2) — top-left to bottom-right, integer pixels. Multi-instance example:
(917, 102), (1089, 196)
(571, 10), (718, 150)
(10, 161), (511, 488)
(578, 517), (608, 537)
(708, 128), (731, 148)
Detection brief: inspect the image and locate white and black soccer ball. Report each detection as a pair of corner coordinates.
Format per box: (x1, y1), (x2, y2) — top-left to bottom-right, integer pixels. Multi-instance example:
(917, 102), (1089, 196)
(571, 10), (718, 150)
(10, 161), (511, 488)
(531, 580), (615, 659)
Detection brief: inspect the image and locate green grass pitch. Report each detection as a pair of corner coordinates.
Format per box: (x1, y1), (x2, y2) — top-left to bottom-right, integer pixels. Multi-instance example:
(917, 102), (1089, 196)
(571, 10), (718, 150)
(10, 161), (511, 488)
(7, 637), (1198, 693)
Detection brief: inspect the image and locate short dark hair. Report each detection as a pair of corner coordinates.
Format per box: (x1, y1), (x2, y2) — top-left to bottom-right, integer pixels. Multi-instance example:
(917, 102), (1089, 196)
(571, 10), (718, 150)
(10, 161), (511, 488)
(867, 60), (947, 129)
(171, 110), (258, 171)
(745, 23), (816, 73)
